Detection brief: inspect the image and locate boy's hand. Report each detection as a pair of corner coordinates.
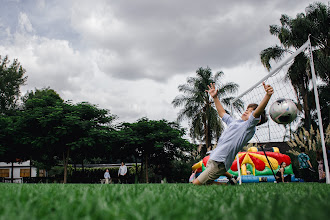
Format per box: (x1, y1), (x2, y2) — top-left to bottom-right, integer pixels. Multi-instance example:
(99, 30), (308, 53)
(206, 83), (218, 98)
(263, 82), (274, 96)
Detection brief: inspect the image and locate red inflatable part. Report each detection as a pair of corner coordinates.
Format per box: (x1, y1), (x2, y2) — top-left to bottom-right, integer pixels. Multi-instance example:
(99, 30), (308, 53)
(203, 155), (210, 167)
(254, 152), (291, 166)
(249, 154), (266, 171)
(231, 153), (246, 171)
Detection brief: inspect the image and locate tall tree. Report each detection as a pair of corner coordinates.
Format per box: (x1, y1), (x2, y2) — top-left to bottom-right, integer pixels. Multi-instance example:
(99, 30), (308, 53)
(0, 56), (27, 113)
(19, 88), (64, 171)
(117, 118), (192, 183)
(260, 2), (329, 130)
(172, 67), (243, 153)
(21, 88), (116, 183)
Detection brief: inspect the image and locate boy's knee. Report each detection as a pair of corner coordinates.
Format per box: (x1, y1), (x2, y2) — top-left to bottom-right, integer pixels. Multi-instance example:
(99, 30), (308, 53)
(192, 178), (201, 185)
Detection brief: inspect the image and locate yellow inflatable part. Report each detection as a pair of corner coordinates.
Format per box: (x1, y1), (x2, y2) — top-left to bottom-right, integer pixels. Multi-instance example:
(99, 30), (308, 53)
(192, 160), (202, 171)
(247, 147), (258, 152)
(272, 147), (279, 153)
(241, 154), (256, 175)
(241, 164), (247, 175)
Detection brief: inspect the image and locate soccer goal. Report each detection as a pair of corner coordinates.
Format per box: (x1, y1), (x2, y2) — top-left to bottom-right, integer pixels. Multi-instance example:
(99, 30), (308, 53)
(230, 37), (329, 184)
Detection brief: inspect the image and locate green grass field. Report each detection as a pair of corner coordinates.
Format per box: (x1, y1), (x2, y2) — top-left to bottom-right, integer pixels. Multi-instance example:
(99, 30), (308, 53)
(0, 183), (329, 220)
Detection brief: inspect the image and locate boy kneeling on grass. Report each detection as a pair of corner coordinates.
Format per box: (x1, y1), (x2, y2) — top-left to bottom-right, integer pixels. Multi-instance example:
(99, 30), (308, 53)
(193, 82), (273, 185)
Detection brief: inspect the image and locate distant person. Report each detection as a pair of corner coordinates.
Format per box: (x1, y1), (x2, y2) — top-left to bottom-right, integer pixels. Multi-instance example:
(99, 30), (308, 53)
(298, 147), (314, 182)
(118, 162), (127, 184)
(316, 150), (325, 181)
(275, 162), (291, 183)
(104, 169), (111, 184)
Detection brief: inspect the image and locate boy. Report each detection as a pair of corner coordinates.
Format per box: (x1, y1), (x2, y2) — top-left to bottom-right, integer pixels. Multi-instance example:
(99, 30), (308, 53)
(104, 169), (111, 184)
(193, 82), (273, 185)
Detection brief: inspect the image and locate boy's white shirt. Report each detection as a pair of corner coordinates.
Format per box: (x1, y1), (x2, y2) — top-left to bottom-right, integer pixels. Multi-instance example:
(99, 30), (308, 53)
(209, 112), (260, 170)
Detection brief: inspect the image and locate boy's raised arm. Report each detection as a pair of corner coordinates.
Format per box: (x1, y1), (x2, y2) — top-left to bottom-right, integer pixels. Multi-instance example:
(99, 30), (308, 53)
(253, 82), (274, 118)
(206, 83), (226, 118)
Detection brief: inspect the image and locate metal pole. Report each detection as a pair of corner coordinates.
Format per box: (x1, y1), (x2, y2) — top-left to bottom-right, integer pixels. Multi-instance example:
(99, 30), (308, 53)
(308, 36), (329, 184)
(236, 154), (242, 185)
(260, 145), (277, 180)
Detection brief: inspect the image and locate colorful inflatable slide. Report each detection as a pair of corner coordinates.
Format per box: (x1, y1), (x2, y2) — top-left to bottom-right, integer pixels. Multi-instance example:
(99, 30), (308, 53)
(191, 147), (299, 183)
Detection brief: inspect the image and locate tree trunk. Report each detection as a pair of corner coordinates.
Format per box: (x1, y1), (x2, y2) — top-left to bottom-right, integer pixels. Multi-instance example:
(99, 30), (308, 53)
(29, 157), (32, 178)
(205, 123), (209, 149)
(203, 114), (208, 152)
(63, 147), (70, 184)
(302, 89), (311, 130)
(135, 155), (138, 183)
(140, 155), (143, 182)
(145, 154), (148, 183)
(11, 161), (14, 183)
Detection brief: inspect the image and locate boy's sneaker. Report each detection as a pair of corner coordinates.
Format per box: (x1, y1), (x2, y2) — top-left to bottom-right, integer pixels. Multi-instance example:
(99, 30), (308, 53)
(228, 175), (238, 185)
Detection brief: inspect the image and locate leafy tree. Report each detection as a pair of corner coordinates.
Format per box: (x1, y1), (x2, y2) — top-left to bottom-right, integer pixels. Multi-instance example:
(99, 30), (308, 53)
(309, 84), (329, 128)
(260, 2), (329, 130)
(0, 112), (29, 182)
(19, 88), (64, 170)
(64, 102), (116, 175)
(20, 88), (116, 183)
(172, 67), (243, 153)
(0, 114), (19, 161)
(0, 55), (27, 113)
(117, 118), (192, 183)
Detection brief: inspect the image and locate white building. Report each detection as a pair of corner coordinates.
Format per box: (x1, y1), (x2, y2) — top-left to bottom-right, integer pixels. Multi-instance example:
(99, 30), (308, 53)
(0, 160), (46, 183)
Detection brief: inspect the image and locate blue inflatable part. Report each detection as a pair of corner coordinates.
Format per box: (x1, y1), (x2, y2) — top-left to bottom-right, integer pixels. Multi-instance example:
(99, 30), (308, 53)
(214, 175), (300, 183)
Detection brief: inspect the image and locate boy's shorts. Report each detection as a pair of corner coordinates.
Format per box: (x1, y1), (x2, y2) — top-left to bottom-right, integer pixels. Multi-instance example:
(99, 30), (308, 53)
(196, 159), (226, 184)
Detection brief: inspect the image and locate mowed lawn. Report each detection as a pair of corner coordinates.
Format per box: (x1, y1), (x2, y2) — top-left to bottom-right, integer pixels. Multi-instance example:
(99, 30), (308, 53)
(0, 183), (329, 220)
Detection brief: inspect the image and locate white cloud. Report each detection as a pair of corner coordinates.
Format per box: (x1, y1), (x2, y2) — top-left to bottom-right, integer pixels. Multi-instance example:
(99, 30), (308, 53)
(0, 0), (316, 128)
(18, 12), (34, 33)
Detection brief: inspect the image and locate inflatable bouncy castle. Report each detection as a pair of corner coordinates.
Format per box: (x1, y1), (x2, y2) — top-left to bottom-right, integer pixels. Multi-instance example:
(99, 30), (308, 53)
(191, 147), (299, 183)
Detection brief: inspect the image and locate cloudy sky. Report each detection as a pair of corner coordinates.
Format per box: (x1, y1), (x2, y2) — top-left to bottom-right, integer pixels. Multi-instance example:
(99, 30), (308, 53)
(0, 0), (315, 129)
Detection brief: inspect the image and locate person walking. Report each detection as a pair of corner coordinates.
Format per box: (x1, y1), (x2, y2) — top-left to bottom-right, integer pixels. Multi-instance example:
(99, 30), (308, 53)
(298, 147), (314, 182)
(104, 169), (111, 184)
(118, 162), (127, 184)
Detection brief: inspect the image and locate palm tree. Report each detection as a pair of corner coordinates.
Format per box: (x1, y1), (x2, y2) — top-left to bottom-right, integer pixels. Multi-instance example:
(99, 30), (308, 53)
(172, 67), (243, 153)
(260, 2), (329, 131)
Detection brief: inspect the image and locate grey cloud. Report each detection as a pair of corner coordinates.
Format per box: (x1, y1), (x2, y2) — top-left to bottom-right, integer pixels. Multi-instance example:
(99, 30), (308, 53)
(0, 0), (316, 122)
(67, 0), (313, 82)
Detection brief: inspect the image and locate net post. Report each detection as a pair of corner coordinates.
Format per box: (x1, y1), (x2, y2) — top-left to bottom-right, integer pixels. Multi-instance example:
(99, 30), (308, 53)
(236, 154), (242, 185)
(308, 36), (330, 184)
(232, 102), (242, 185)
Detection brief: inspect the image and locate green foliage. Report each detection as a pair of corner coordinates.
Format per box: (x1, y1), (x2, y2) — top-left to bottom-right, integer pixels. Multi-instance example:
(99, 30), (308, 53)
(0, 183), (329, 220)
(0, 87), (193, 184)
(0, 55), (27, 113)
(115, 118), (194, 183)
(287, 125), (330, 180)
(9, 88), (117, 182)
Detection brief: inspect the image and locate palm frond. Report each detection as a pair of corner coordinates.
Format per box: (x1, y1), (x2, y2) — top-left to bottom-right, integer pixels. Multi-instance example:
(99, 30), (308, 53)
(260, 45), (286, 71)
